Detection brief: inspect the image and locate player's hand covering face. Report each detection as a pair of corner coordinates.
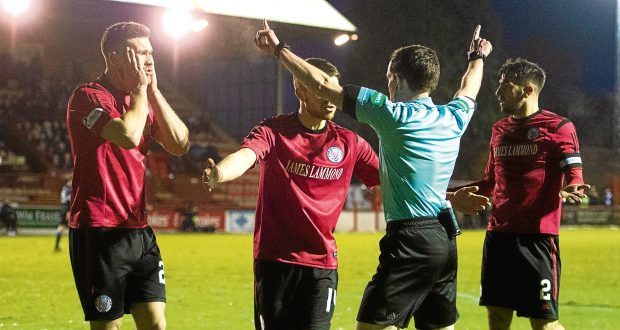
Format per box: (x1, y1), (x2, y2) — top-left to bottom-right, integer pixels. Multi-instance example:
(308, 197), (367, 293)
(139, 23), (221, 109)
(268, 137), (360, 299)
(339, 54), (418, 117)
(117, 37), (152, 93)
(254, 19), (280, 55)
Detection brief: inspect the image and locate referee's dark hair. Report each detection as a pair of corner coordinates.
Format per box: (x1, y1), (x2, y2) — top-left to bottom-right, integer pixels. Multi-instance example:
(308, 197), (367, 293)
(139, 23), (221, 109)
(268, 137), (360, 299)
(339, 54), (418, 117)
(101, 21), (151, 58)
(305, 58), (341, 78)
(498, 58), (546, 89)
(390, 45), (440, 93)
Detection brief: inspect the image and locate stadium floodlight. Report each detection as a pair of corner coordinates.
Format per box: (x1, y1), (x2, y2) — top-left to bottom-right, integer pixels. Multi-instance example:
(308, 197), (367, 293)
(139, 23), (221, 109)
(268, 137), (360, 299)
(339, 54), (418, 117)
(334, 33), (358, 46)
(1, 0), (31, 17)
(163, 9), (193, 38)
(334, 34), (350, 46)
(193, 19), (208, 32)
(162, 9), (208, 38)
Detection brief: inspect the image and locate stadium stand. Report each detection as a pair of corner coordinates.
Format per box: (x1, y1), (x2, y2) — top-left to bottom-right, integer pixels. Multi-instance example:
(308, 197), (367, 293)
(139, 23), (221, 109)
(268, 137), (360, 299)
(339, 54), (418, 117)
(0, 54), (260, 211)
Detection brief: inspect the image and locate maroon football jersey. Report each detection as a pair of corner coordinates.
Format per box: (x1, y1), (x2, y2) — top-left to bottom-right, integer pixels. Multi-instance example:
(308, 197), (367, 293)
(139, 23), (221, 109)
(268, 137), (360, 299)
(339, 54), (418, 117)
(472, 110), (583, 234)
(241, 113), (380, 269)
(67, 76), (158, 228)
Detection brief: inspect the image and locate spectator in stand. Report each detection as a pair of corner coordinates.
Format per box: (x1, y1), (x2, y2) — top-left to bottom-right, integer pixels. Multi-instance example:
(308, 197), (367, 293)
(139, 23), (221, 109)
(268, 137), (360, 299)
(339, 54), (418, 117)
(586, 185), (601, 205)
(604, 188), (614, 206)
(0, 199), (18, 237)
(181, 202), (197, 232)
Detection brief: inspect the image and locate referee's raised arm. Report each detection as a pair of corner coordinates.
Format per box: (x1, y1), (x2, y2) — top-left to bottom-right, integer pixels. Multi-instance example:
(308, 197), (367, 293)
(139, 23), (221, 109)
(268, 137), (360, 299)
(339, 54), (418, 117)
(454, 25), (493, 100)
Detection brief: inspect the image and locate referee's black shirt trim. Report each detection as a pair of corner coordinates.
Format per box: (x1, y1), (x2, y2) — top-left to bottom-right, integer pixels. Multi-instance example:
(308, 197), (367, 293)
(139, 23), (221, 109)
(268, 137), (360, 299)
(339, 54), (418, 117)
(342, 84), (361, 119)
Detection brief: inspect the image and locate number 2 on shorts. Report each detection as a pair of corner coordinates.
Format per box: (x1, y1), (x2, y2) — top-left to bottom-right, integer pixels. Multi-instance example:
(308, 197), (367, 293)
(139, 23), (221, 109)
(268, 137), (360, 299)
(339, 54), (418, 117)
(539, 279), (551, 301)
(158, 261), (166, 284)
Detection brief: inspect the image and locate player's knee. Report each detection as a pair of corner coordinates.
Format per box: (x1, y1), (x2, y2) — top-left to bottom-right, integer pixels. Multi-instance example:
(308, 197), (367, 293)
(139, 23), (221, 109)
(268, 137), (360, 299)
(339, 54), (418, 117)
(530, 318), (563, 330)
(90, 319), (122, 330)
(136, 314), (166, 330)
(135, 317), (165, 330)
(487, 307), (513, 330)
(151, 317), (166, 330)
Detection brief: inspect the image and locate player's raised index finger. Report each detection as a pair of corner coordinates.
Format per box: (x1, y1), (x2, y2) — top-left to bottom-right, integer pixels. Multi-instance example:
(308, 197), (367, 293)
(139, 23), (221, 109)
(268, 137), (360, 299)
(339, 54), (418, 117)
(263, 19), (270, 30)
(472, 25), (481, 41)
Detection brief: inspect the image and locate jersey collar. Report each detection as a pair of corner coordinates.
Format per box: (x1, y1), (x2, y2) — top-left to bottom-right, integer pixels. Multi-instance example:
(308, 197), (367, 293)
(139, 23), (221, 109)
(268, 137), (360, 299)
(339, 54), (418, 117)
(408, 97), (434, 107)
(510, 108), (543, 123)
(97, 75), (128, 98)
(295, 112), (328, 134)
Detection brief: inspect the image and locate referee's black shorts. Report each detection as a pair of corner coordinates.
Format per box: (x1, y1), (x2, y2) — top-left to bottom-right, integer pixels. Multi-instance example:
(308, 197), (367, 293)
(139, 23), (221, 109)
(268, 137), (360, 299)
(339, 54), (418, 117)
(356, 218), (458, 330)
(254, 259), (338, 330)
(69, 227), (166, 321)
(479, 231), (561, 320)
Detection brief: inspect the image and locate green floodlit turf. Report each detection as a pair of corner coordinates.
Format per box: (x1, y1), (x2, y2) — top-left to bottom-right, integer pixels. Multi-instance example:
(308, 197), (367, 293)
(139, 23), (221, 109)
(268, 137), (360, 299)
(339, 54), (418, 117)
(0, 228), (618, 329)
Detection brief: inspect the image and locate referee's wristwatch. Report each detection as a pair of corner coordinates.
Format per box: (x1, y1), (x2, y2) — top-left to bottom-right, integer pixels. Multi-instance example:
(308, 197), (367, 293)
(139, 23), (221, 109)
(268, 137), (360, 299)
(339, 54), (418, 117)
(468, 50), (486, 62)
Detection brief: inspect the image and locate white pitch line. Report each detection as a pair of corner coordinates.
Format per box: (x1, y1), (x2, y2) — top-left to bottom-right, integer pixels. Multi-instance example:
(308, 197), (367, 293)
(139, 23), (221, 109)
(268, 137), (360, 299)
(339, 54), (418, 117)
(457, 291), (617, 312)
(457, 291), (480, 303)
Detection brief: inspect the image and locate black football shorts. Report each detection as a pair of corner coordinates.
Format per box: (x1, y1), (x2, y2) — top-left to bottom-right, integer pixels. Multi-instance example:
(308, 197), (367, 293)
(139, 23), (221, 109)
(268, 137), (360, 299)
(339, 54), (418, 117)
(69, 227), (166, 321)
(479, 231), (561, 320)
(254, 259), (338, 330)
(356, 218), (458, 330)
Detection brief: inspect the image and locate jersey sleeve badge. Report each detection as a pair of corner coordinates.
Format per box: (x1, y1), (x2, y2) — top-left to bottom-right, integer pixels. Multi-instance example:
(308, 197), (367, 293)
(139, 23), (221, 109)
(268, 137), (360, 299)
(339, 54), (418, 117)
(83, 108), (104, 129)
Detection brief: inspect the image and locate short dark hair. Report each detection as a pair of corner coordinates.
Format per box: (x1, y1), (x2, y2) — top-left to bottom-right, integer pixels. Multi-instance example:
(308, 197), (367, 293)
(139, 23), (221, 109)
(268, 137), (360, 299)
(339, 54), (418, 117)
(498, 58), (546, 89)
(101, 22), (150, 57)
(389, 45), (440, 93)
(305, 58), (340, 78)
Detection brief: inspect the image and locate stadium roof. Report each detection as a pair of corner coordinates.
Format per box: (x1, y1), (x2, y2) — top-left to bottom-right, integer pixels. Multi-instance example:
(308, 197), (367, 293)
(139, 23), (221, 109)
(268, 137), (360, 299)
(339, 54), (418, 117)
(106, 0), (357, 32)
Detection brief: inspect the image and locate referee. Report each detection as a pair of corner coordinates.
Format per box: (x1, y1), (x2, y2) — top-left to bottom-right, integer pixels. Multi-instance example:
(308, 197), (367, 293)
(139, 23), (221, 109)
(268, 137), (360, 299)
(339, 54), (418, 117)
(255, 21), (492, 330)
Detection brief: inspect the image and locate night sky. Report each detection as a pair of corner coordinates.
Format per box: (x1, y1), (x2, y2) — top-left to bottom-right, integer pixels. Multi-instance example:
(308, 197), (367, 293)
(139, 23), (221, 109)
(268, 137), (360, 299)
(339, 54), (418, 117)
(489, 0), (616, 93)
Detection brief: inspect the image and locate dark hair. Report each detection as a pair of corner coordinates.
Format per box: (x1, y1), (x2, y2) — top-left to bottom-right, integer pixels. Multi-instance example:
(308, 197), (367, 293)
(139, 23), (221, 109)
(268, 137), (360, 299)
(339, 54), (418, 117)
(389, 45), (440, 93)
(305, 58), (340, 78)
(101, 21), (150, 57)
(498, 58), (546, 89)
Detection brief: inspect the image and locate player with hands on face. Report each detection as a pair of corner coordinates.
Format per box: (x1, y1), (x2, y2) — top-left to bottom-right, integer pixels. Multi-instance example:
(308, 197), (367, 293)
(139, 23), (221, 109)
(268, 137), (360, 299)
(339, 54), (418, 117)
(66, 21), (189, 330)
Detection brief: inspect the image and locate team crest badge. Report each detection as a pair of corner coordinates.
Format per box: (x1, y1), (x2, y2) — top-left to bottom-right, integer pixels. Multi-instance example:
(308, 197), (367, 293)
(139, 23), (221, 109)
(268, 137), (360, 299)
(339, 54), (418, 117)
(527, 127), (540, 140)
(95, 295), (112, 313)
(326, 146), (344, 163)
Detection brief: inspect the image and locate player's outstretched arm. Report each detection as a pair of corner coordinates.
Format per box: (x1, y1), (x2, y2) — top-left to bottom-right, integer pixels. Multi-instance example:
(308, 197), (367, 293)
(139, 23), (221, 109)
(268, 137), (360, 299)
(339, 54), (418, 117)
(202, 148), (257, 192)
(454, 25), (493, 100)
(446, 186), (491, 215)
(254, 19), (344, 108)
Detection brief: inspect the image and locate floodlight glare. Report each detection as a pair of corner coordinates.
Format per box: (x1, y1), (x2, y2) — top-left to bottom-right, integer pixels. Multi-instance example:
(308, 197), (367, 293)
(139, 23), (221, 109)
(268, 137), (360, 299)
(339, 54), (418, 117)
(1, 0), (31, 17)
(334, 34), (350, 46)
(163, 9), (193, 38)
(193, 19), (208, 32)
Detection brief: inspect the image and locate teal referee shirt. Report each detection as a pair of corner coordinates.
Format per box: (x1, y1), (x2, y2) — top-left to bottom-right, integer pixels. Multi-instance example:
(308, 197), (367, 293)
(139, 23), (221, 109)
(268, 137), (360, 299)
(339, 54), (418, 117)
(343, 85), (476, 221)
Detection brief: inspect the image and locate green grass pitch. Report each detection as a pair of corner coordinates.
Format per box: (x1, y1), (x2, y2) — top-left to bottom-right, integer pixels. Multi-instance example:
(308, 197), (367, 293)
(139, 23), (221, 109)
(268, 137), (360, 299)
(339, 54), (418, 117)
(0, 228), (618, 329)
